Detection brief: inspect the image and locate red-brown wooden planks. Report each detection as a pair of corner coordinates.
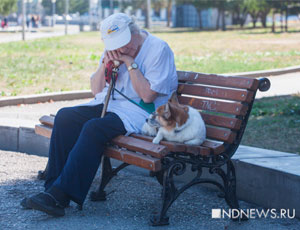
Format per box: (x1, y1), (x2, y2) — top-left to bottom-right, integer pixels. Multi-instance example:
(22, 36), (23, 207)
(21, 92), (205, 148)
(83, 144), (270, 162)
(177, 83), (255, 103)
(206, 126), (236, 143)
(201, 113), (242, 130)
(35, 124), (52, 138)
(177, 71), (259, 91)
(131, 134), (225, 155)
(39, 115), (54, 127)
(178, 96), (248, 116)
(112, 135), (169, 159)
(105, 147), (161, 171)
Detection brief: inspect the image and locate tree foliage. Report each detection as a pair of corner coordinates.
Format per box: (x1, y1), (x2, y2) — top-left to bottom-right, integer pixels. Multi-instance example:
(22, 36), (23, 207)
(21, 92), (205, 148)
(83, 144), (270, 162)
(0, 0), (18, 16)
(42, 0), (88, 15)
(174, 0), (300, 30)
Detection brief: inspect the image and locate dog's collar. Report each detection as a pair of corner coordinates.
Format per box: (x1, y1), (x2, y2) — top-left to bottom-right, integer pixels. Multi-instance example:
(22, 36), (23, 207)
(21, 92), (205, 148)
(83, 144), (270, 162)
(174, 124), (185, 133)
(174, 129), (181, 134)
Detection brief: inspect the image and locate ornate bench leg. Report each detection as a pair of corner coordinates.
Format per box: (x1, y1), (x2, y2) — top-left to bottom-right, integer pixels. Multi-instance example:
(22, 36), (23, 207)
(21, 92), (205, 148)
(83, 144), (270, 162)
(214, 160), (248, 221)
(90, 155), (129, 201)
(224, 160), (239, 209)
(90, 155), (113, 201)
(150, 160), (186, 226)
(150, 169), (171, 226)
(37, 161), (49, 180)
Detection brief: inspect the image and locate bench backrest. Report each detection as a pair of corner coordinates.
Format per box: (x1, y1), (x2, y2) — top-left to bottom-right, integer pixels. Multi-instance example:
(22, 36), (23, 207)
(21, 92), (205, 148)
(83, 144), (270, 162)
(36, 70), (270, 159)
(176, 71), (269, 157)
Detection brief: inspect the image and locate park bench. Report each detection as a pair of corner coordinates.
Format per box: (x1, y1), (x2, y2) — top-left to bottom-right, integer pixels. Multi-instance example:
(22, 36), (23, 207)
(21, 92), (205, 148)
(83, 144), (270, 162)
(35, 70), (270, 226)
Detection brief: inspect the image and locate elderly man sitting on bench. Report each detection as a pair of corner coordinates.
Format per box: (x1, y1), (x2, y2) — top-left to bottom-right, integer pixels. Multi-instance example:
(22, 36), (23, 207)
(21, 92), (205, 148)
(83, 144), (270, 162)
(20, 13), (178, 217)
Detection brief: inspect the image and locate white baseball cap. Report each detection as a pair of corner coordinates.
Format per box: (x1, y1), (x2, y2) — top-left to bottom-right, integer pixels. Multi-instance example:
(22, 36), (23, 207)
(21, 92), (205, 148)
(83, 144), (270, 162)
(100, 13), (132, 51)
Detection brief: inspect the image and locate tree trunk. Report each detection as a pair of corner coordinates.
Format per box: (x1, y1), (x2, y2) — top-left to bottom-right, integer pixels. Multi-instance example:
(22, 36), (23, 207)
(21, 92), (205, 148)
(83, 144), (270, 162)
(261, 12), (267, 28)
(240, 8), (248, 28)
(222, 9), (226, 31)
(216, 8), (220, 30)
(198, 10), (203, 29)
(285, 7), (288, 32)
(272, 10), (275, 33)
(145, 0), (151, 29)
(280, 9), (284, 32)
(251, 13), (259, 28)
(167, 0), (172, 27)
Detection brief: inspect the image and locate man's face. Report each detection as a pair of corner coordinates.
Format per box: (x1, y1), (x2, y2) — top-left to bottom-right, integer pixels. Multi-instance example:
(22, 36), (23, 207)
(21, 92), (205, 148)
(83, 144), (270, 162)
(116, 35), (138, 57)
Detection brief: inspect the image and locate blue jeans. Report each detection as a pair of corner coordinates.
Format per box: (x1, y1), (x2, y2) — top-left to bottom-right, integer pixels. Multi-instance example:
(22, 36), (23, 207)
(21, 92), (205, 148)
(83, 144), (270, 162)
(44, 104), (126, 205)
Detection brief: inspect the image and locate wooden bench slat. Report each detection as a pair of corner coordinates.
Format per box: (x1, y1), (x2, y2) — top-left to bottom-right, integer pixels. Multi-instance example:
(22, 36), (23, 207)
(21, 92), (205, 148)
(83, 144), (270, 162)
(38, 115), (232, 151)
(177, 71), (259, 90)
(201, 141), (225, 155)
(105, 147), (161, 172)
(112, 135), (169, 159)
(35, 124), (52, 138)
(178, 96), (248, 116)
(201, 113), (242, 130)
(177, 83), (255, 103)
(206, 126), (236, 143)
(40, 115), (54, 127)
(131, 134), (219, 156)
(36, 122), (169, 159)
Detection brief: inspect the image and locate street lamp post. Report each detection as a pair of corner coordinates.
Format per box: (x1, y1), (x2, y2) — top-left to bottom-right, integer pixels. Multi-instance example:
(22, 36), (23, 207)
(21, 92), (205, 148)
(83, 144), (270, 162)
(51, 0), (56, 27)
(65, 0), (69, 35)
(22, 0), (26, 40)
(89, 0), (93, 31)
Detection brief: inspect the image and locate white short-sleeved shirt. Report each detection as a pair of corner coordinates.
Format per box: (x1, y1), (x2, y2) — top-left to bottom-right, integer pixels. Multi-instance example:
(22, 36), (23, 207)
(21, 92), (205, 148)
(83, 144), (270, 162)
(83, 31), (178, 135)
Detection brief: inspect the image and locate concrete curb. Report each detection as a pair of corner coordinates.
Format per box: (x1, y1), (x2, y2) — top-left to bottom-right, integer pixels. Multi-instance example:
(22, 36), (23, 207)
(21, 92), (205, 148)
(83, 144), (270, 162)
(1, 123), (299, 218)
(0, 90), (93, 107)
(1, 66), (300, 108)
(224, 65), (300, 78)
(0, 125), (49, 156)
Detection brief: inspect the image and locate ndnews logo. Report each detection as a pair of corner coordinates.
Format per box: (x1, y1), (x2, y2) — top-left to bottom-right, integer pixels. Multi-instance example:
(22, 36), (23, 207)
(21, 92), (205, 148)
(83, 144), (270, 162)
(212, 208), (296, 219)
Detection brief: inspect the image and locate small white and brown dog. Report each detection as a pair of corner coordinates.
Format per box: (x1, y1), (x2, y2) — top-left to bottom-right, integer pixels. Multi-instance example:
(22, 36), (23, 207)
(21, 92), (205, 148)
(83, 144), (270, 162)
(142, 92), (206, 145)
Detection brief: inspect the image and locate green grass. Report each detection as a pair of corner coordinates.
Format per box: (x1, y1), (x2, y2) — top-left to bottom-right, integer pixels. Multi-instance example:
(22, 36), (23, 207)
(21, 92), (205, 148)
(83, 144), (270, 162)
(1, 28), (300, 154)
(242, 95), (300, 154)
(1, 28), (300, 96)
(0, 32), (103, 96)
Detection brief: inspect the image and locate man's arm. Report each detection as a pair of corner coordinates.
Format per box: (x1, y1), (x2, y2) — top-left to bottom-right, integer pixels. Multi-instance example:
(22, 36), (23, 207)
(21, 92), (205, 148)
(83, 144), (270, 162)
(124, 57), (157, 103)
(90, 64), (106, 96)
(107, 50), (158, 103)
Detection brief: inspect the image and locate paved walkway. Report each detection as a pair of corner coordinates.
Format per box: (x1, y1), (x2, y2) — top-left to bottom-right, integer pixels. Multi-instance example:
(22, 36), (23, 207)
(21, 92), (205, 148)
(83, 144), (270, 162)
(1, 149), (299, 230)
(0, 25), (80, 43)
(256, 71), (300, 98)
(0, 28), (299, 228)
(0, 71), (299, 127)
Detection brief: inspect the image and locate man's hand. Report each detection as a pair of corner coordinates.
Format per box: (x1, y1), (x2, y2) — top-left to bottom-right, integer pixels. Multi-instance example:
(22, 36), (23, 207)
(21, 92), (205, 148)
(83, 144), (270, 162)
(104, 50), (133, 67)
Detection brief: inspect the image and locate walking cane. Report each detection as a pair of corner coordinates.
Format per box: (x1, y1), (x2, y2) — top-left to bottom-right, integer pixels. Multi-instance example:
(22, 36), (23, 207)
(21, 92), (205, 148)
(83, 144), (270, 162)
(90, 60), (121, 204)
(101, 60), (120, 117)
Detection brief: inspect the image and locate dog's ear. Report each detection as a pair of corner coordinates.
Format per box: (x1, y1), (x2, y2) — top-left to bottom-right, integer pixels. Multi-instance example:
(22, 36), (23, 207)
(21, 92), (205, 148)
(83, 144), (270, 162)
(163, 102), (171, 119)
(168, 91), (179, 105)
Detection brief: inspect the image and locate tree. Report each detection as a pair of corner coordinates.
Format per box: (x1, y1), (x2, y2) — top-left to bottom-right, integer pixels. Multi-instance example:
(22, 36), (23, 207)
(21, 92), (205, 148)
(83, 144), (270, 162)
(0, 0), (17, 16)
(176, 0), (210, 29)
(42, 0), (88, 15)
(230, 0), (251, 28)
(244, 0), (261, 28)
(167, 0), (172, 27)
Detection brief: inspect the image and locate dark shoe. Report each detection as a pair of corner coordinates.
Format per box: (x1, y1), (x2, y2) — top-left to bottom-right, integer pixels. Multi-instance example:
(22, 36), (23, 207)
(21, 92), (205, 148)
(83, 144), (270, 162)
(22, 196), (70, 210)
(20, 198), (32, 209)
(28, 192), (65, 217)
